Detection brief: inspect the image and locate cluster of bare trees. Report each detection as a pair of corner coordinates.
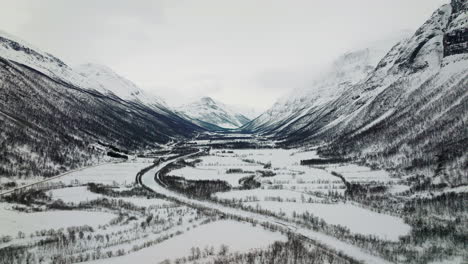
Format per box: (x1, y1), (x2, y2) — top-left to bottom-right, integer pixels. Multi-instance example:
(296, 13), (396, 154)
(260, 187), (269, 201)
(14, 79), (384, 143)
(0, 181), (215, 264)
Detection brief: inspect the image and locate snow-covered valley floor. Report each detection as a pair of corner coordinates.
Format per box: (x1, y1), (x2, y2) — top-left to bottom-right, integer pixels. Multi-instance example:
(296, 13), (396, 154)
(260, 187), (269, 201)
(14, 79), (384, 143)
(0, 141), (466, 264)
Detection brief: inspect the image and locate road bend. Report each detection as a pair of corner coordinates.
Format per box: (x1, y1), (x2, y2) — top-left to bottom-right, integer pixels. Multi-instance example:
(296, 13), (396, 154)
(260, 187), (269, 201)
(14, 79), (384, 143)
(137, 149), (391, 264)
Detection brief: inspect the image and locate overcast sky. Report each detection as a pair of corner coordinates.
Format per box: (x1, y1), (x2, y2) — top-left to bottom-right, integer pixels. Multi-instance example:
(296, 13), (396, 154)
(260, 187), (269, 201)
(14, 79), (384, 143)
(0, 0), (448, 112)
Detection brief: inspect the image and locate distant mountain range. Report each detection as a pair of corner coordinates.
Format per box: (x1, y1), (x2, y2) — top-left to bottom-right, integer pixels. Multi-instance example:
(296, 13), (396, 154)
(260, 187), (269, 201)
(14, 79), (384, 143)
(177, 97), (251, 130)
(0, 31), (203, 178)
(242, 0), (468, 186)
(0, 0), (466, 185)
(242, 37), (406, 135)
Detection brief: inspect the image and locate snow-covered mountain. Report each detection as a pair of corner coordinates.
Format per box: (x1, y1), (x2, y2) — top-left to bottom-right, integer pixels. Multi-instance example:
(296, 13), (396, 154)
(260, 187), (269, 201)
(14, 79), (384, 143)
(243, 33), (409, 134)
(177, 97), (251, 129)
(75, 63), (168, 110)
(0, 30), (172, 114)
(244, 0), (468, 185)
(0, 31), (203, 178)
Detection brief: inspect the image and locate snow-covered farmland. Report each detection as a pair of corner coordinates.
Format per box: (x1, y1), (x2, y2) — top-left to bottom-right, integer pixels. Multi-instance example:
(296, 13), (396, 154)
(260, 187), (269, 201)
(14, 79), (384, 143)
(0, 203), (115, 237)
(116, 197), (175, 208)
(245, 201), (410, 241)
(215, 148), (321, 167)
(324, 164), (396, 183)
(221, 149), (347, 194)
(47, 186), (175, 208)
(50, 162), (152, 186)
(92, 220), (286, 264)
(214, 189), (324, 202)
(48, 186), (103, 203)
(173, 148), (409, 241)
(268, 166), (346, 195)
(173, 149), (346, 193)
(169, 152), (265, 187)
(197, 154), (263, 169)
(169, 167), (249, 187)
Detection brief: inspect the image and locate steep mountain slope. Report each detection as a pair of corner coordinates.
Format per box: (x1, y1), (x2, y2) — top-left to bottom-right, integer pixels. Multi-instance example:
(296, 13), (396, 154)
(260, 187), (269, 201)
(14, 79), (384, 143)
(0, 31), (172, 112)
(177, 97), (251, 129)
(0, 32), (203, 178)
(245, 0), (468, 185)
(319, 1), (468, 186)
(243, 34), (407, 134)
(75, 63), (168, 111)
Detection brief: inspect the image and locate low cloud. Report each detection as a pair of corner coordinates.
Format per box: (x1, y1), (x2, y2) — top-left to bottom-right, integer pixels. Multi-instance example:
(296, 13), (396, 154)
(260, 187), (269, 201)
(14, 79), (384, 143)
(0, 0), (449, 111)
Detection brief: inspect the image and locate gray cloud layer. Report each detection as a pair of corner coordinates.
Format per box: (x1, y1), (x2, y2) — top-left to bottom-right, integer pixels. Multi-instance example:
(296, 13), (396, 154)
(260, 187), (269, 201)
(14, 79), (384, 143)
(0, 0), (448, 111)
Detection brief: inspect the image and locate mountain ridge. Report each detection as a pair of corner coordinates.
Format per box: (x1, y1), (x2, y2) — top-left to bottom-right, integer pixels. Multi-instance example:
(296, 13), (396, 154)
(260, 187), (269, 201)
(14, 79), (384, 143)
(177, 96), (251, 129)
(242, 1), (468, 185)
(0, 31), (204, 178)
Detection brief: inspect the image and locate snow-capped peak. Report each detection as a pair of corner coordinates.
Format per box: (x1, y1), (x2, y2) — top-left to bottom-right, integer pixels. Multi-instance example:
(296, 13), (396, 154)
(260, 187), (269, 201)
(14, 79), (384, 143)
(0, 30), (169, 112)
(177, 97), (251, 129)
(244, 31), (410, 133)
(75, 63), (167, 108)
(0, 30), (87, 87)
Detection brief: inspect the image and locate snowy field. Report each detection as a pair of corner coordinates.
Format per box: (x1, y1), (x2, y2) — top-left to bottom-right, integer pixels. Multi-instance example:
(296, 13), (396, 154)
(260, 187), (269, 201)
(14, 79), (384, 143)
(0, 203), (115, 237)
(268, 166), (346, 194)
(214, 188), (324, 202)
(116, 197), (175, 208)
(92, 220), (286, 264)
(48, 186), (104, 203)
(172, 148), (347, 193)
(199, 149), (411, 241)
(197, 154), (263, 168)
(324, 164), (396, 183)
(0, 147), (415, 263)
(141, 156), (395, 264)
(174, 148), (409, 197)
(214, 148), (321, 167)
(169, 153), (264, 187)
(48, 186), (175, 207)
(244, 201), (410, 241)
(169, 167), (249, 187)
(222, 149), (348, 194)
(50, 161), (152, 186)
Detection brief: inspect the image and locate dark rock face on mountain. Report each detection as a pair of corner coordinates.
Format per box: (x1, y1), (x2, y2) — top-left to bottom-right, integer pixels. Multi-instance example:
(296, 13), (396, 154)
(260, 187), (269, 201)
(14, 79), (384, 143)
(443, 0), (468, 56)
(243, 0), (468, 186)
(451, 0), (467, 14)
(0, 36), (203, 178)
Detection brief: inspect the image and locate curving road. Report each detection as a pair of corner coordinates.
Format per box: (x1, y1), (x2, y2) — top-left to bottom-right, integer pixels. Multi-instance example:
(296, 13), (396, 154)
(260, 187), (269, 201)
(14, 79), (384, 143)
(137, 149), (392, 264)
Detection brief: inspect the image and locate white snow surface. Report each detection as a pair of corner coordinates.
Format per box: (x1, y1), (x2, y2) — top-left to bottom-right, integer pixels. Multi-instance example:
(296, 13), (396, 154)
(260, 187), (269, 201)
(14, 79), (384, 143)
(173, 149), (329, 189)
(324, 164), (395, 183)
(247, 201), (410, 241)
(48, 186), (103, 203)
(203, 149), (346, 194)
(91, 220), (285, 264)
(0, 203), (115, 236)
(0, 31), (169, 113)
(140, 152), (395, 264)
(215, 148), (321, 167)
(177, 97), (250, 129)
(75, 63), (168, 109)
(50, 162), (151, 186)
(47, 186), (174, 207)
(214, 189), (324, 202)
(169, 167), (248, 187)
